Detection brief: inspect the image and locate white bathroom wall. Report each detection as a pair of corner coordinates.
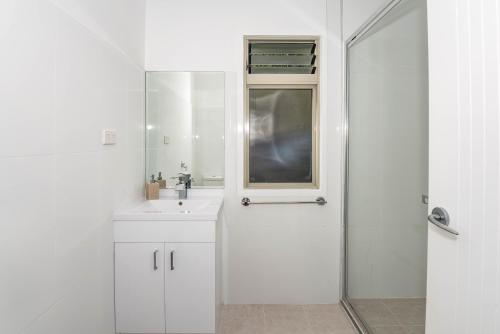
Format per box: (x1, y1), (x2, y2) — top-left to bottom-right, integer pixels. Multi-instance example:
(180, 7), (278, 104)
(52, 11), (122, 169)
(146, 0), (343, 303)
(0, 0), (145, 333)
(342, 0), (390, 38)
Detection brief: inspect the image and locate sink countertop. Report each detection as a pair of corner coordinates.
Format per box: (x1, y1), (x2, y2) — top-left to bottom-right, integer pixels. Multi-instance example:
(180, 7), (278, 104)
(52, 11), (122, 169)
(113, 195), (223, 221)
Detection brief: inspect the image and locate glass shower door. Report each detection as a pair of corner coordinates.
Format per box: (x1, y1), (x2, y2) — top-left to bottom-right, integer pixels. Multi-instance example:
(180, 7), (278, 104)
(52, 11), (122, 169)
(344, 0), (429, 333)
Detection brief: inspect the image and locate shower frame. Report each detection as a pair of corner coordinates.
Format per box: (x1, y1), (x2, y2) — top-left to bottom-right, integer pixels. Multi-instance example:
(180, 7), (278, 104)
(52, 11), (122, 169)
(339, 0), (407, 333)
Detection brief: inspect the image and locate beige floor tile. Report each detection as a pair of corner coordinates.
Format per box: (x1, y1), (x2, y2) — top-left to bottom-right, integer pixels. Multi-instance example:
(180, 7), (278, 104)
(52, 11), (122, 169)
(308, 313), (352, 329)
(305, 304), (356, 334)
(405, 325), (425, 334)
(218, 304), (356, 334)
(369, 326), (407, 334)
(264, 306), (310, 334)
(310, 328), (357, 334)
(382, 300), (426, 326)
(246, 304), (266, 312)
(350, 299), (383, 306)
(219, 317), (267, 334)
(395, 312), (425, 326)
(306, 305), (350, 319)
(222, 305), (265, 320)
(304, 304), (345, 313)
(381, 299), (425, 311)
(221, 305), (250, 321)
(381, 299), (425, 306)
(265, 320), (312, 334)
(262, 304), (306, 317)
(219, 305), (266, 334)
(350, 300), (399, 327)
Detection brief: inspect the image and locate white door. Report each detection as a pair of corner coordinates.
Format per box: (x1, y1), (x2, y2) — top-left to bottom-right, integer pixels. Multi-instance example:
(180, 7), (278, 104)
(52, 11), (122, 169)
(426, 0), (500, 333)
(115, 243), (166, 333)
(165, 243), (215, 333)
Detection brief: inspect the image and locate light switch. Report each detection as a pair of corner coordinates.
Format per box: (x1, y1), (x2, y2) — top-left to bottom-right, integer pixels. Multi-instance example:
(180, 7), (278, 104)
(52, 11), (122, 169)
(102, 129), (117, 145)
(164, 136), (170, 144)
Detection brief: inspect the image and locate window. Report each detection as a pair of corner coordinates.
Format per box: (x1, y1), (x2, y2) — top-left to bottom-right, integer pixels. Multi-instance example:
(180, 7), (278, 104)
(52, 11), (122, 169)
(244, 36), (320, 188)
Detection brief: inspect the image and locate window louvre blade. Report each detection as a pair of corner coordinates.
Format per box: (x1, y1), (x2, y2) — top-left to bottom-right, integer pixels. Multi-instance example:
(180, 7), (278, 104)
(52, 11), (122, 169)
(248, 41), (317, 74)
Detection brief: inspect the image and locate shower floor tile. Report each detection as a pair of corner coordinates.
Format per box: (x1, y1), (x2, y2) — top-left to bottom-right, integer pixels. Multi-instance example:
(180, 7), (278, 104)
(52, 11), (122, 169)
(219, 304), (357, 334)
(349, 298), (426, 334)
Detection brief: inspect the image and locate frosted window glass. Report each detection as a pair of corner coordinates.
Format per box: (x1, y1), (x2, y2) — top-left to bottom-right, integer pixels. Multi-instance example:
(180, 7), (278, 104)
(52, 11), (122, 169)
(248, 89), (313, 183)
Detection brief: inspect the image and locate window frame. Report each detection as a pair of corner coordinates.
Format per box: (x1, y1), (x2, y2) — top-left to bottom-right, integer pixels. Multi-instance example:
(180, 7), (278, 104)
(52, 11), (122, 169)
(244, 36), (321, 189)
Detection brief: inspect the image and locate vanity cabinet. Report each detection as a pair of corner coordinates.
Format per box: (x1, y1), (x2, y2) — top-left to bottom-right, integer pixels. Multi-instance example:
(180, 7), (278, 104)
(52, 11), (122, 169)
(115, 243), (216, 333)
(115, 241), (216, 334)
(113, 196), (223, 334)
(113, 213), (221, 334)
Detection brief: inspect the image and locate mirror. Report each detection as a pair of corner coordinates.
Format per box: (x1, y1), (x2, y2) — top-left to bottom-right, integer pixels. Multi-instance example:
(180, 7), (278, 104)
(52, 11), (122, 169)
(146, 72), (225, 188)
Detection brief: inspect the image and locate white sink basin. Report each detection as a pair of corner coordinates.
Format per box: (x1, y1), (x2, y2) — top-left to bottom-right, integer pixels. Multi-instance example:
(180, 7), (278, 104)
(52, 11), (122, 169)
(113, 198), (223, 221)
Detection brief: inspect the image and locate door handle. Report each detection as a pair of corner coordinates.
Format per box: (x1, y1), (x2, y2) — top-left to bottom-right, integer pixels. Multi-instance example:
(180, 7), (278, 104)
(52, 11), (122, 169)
(428, 207), (459, 236)
(153, 249), (159, 271)
(170, 250), (175, 271)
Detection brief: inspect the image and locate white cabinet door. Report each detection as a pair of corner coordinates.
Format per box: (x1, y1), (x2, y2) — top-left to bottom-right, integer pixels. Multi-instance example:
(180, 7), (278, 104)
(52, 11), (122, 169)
(165, 243), (215, 333)
(115, 243), (166, 333)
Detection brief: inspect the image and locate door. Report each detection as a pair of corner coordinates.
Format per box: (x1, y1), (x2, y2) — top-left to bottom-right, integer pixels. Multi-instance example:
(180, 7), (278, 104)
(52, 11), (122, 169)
(426, 0), (500, 333)
(425, 0), (460, 328)
(165, 243), (215, 333)
(115, 243), (165, 333)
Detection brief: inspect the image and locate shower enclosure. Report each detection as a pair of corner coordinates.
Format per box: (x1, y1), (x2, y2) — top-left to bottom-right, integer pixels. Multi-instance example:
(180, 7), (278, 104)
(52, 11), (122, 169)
(342, 0), (429, 333)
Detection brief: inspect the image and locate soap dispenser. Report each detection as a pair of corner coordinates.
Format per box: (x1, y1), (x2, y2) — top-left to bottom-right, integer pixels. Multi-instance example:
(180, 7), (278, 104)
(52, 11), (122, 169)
(157, 172), (166, 189)
(145, 174), (160, 200)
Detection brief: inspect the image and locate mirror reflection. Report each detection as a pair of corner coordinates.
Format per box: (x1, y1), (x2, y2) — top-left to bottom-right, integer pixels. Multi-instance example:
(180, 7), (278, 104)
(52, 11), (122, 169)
(146, 72), (225, 188)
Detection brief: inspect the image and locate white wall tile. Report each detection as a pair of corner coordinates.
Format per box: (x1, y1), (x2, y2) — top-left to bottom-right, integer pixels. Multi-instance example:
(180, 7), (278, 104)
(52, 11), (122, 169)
(49, 0), (146, 67)
(146, 0), (328, 71)
(0, 0), (56, 158)
(0, 0), (145, 333)
(342, 0), (389, 39)
(22, 222), (115, 334)
(146, 0), (343, 303)
(53, 152), (105, 254)
(54, 14), (111, 154)
(0, 156), (57, 333)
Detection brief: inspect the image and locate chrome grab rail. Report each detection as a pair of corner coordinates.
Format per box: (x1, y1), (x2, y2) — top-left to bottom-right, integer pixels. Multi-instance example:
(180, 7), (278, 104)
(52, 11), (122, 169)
(427, 207), (459, 236)
(241, 197), (327, 206)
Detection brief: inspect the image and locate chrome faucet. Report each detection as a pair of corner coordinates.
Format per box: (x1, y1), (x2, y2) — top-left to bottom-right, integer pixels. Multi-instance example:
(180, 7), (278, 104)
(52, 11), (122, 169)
(171, 173), (192, 199)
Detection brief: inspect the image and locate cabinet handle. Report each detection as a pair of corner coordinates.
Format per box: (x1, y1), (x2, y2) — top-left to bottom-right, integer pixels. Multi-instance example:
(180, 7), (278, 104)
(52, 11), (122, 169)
(170, 250), (175, 271)
(153, 249), (159, 271)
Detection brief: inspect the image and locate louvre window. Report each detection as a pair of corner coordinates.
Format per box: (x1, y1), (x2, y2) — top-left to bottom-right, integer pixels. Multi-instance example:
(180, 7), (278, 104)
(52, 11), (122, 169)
(247, 42), (317, 74)
(244, 37), (320, 189)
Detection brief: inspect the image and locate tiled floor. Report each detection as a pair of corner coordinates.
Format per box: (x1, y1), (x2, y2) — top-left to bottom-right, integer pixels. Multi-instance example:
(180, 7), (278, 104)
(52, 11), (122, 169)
(218, 304), (357, 334)
(349, 299), (426, 334)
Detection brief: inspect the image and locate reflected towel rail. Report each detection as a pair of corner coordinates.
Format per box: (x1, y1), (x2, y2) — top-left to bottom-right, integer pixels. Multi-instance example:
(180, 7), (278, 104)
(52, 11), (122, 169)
(241, 197), (327, 206)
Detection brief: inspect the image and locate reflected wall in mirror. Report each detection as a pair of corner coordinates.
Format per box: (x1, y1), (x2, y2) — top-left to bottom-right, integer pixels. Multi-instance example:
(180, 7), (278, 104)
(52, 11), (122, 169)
(146, 72), (225, 188)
